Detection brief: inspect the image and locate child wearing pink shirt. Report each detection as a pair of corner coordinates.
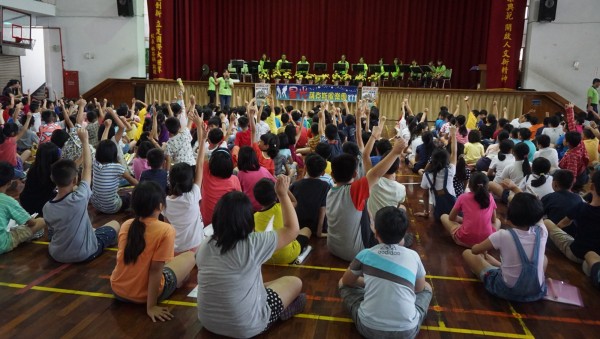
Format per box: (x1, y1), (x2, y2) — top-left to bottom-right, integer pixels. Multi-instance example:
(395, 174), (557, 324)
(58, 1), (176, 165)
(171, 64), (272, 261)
(441, 172), (500, 247)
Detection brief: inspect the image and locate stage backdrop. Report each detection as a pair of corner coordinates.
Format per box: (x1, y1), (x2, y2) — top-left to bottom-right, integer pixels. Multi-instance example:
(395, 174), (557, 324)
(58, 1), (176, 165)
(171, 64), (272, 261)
(148, 0), (524, 89)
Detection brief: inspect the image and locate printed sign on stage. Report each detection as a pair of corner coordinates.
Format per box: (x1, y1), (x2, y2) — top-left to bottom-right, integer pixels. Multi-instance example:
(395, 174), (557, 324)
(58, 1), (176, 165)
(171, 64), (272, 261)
(360, 86), (378, 107)
(254, 83), (271, 106)
(275, 84), (358, 103)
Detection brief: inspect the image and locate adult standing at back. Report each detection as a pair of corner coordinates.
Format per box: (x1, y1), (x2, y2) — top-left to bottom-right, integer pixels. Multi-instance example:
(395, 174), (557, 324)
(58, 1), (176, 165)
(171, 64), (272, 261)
(337, 54), (350, 75)
(217, 70), (234, 110)
(587, 78), (600, 113)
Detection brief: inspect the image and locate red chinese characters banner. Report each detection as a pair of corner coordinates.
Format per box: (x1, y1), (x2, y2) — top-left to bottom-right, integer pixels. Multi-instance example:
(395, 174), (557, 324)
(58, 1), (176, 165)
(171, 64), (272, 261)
(486, 0), (527, 89)
(148, 0), (174, 79)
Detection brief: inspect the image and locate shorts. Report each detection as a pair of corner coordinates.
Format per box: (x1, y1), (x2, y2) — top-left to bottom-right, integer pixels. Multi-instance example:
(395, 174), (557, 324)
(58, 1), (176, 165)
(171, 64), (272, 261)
(481, 267), (545, 302)
(118, 193), (131, 212)
(501, 189), (510, 204)
(114, 267), (178, 303)
(296, 235), (310, 252)
(82, 226), (118, 262)
(8, 225), (33, 252)
(591, 262), (600, 289)
(264, 288), (284, 330)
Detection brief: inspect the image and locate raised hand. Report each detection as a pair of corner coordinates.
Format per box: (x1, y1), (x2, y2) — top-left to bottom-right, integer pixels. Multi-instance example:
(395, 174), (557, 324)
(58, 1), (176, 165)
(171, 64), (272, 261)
(275, 175), (291, 198)
(76, 127), (89, 142)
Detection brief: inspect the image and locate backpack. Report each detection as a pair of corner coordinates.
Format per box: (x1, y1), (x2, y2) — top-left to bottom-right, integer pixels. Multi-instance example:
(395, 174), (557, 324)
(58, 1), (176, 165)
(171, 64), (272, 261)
(425, 167), (457, 220)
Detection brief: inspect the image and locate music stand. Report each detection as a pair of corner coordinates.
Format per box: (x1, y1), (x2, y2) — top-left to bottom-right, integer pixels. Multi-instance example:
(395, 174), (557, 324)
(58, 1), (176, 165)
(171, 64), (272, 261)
(383, 65), (395, 73)
(420, 65), (434, 73)
(248, 61), (259, 73)
(399, 64), (411, 74)
(333, 63), (347, 73)
(352, 64), (365, 73)
(410, 66), (423, 75)
(263, 62), (276, 70)
(231, 60), (244, 76)
(368, 65), (381, 74)
(313, 63), (327, 73)
(297, 64), (309, 73)
(281, 62), (293, 70)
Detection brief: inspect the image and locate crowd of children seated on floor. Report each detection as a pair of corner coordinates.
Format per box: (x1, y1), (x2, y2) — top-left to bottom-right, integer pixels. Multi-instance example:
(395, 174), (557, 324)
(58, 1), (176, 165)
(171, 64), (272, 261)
(1, 79), (599, 338)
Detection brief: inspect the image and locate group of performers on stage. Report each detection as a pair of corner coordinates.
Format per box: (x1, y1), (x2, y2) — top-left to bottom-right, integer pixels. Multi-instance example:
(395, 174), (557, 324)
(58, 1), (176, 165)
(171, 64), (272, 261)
(255, 54), (448, 87)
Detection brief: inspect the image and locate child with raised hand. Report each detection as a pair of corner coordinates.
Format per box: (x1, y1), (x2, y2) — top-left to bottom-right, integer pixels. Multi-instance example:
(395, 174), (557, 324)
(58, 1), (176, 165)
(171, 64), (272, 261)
(164, 113), (195, 171)
(19, 142), (60, 216)
(327, 133), (407, 261)
(441, 172), (500, 248)
(44, 128), (120, 263)
(38, 110), (62, 144)
(163, 111), (206, 254)
(0, 161), (46, 255)
(488, 142), (531, 203)
(253, 178), (312, 264)
(91, 139), (138, 214)
(111, 181), (196, 322)
(339, 206), (432, 338)
(197, 176), (306, 337)
(463, 192), (548, 302)
(237, 145), (276, 211)
(200, 147), (241, 224)
(0, 111), (33, 179)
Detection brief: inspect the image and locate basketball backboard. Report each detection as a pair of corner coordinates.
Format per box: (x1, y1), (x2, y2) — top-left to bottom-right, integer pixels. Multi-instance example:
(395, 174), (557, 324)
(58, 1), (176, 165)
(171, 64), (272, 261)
(1, 7), (32, 49)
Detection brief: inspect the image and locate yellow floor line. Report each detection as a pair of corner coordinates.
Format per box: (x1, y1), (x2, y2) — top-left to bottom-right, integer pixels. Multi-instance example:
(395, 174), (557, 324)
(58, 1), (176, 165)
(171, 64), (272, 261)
(508, 303), (534, 338)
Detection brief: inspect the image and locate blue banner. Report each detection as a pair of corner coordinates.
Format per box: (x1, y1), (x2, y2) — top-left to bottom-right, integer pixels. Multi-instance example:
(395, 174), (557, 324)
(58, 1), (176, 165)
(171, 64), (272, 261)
(275, 84), (359, 103)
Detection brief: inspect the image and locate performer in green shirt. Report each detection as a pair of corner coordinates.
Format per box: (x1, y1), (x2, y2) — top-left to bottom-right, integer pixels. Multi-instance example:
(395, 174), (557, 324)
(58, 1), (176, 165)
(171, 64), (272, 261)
(391, 58), (403, 79)
(217, 70), (234, 109)
(379, 58), (387, 78)
(276, 54), (288, 71)
(357, 57), (368, 78)
(258, 53), (269, 73)
(208, 71), (218, 105)
(297, 55), (309, 75)
(587, 78), (600, 113)
(336, 54), (350, 75)
(433, 59), (447, 88)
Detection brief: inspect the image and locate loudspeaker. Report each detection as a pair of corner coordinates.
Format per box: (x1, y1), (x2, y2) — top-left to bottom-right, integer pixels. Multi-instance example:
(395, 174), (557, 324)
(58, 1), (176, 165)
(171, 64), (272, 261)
(538, 0), (557, 22)
(117, 0), (134, 17)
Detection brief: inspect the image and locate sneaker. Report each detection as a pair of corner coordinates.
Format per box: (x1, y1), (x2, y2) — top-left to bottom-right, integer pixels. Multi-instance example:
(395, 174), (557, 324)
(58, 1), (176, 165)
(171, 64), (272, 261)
(31, 229), (44, 240)
(279, 293), (306, 321)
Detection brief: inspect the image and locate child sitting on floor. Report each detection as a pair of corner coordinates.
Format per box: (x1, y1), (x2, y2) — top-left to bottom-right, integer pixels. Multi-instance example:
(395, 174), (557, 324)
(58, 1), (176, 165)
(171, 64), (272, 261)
(44, 129), (120, 263)
(441, 172), (500, 247)
(488, 142), (531, 204)
(544, 171), (600, 266)
(140, 148), (168, 194)
(196, 176), (306, 337)
(19, 142), (60, 216)
(163, 112), (206, 254)
(541, 170), (581, 235)
(339, 206), (432, 338)
(0, 162), (46, 255)
(464, 130), (485, 166)
(132, 141), (154, 181)
(500, 157), (554, 201)
(253, 178), (312, 264)
(585, 251), (600, 289)
(462, 192), (548, 302)
(290, 153), (330, 237)
(164, 116), (196, 170)
(38, 110), (62, 144)
(110, 181), (196, 322)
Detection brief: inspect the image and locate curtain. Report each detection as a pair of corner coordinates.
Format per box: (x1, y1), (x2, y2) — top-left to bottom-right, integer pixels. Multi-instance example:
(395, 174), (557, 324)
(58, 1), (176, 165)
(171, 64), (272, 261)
(149, 0), (495, 89)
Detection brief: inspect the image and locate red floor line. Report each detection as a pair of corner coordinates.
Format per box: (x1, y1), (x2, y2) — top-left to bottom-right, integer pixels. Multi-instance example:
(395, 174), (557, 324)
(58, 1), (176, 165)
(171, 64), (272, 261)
(16, 264), (71, 295)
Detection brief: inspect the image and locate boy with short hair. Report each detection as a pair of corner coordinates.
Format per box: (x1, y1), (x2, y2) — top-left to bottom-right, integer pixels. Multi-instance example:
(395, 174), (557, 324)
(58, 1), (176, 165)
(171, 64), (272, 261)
(339, 206), (432, 338)
(544, 171), (600, 266)
(234, 116), (252, 147)
(43, 129), (120, 263)
(164, 116), (195, 170)
(290, 153), (331, 237)
(326, 135), (406, 261)
(533, 134), (559, 173)
(140, 148), (168, 193)
(0, 162), (46, 255)
(541, 170), (581, 236)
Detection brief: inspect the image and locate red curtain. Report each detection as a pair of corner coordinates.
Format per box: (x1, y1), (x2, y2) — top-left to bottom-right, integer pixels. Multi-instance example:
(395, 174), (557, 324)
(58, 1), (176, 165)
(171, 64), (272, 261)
(149, 0), (494, 89)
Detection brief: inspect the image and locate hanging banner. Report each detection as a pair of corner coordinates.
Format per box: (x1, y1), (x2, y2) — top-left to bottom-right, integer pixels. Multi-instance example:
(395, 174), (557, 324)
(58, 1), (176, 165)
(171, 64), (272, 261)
(360, 87), (378, 107)
(254, 83), (271, 106)
(275, 84), (359, 103)
(486, 0), (527, 89)
(148, 0), (174, 79)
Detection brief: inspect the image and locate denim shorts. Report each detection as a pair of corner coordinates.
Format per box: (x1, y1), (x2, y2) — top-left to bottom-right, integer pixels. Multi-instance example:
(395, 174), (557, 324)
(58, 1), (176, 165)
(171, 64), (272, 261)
(481, 267), (545, 302)
(83, 226), (118, 262)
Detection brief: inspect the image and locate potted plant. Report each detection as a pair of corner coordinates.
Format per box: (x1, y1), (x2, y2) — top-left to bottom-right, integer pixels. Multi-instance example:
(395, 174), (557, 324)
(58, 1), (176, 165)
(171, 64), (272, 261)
(342, 73), (352, 86)
(282, 71), (293, 84)
(368, 73), (380, 87)
(271, 70), (282, 84)
(319, 74), (330, 84)
(354, 73), (365, 87)
(259, 71), (269, 83)
(305, 73), (315, 84)
(295, 73), (304, 84)
(332, 73), (342, 85)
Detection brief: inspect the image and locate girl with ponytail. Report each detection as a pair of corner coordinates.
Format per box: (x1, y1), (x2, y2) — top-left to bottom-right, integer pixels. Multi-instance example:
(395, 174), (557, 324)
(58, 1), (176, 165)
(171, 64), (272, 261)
(489, 142), (532, 203)
(111, 181), (196, 322)
(441, 172), (501, 247)
(252, 132), (280, 175)
(499, 157), (554, 202)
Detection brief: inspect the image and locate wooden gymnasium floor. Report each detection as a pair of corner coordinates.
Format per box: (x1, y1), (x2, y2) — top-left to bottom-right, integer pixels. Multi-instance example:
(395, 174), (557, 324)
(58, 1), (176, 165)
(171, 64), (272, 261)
(1, 167), (599, 339)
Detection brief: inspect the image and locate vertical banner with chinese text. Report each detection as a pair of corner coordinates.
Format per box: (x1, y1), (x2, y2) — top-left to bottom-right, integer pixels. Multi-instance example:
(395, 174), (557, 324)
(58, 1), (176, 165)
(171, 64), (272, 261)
(148, 0), (174, 79)
(486, 0), (526, 89)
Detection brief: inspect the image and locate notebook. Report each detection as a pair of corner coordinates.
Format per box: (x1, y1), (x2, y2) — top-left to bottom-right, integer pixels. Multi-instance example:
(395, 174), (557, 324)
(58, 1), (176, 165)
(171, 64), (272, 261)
(543, 278), (584, 307)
